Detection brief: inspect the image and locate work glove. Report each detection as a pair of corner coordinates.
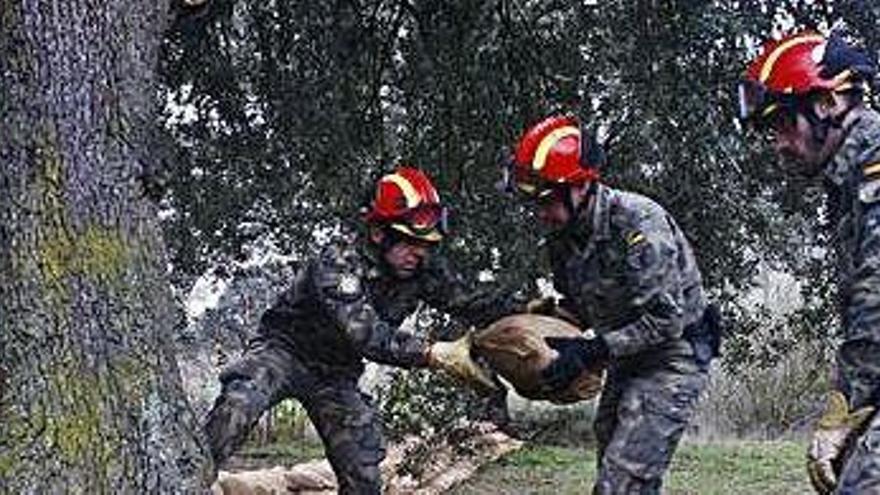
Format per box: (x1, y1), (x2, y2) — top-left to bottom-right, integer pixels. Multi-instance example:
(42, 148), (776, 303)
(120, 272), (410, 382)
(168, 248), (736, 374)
(526, 297), (581, 326)
(541, 336), (609, 392)
(807, 390), (876, 494)
(427, 333), (498, 392)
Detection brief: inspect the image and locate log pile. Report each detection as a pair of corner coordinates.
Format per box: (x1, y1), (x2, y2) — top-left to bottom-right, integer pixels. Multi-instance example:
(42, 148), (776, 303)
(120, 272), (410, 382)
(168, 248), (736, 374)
(212, 422), (521, 494)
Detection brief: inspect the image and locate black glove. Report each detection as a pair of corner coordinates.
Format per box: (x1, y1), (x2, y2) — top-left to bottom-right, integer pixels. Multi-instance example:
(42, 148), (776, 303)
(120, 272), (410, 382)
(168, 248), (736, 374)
(541, 336), (610, 392)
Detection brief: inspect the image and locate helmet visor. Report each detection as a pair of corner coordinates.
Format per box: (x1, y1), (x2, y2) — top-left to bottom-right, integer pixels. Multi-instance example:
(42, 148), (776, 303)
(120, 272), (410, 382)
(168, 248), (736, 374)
(496, 154), (519, 194)
(737, 79), (803, 131)
(737, 79), (770, 122)
(389, 204), (447, 242)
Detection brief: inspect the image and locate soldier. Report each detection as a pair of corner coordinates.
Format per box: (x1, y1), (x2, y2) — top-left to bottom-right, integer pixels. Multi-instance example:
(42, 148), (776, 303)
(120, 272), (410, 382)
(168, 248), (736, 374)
(204, 166), (512, 494)
(502, 115), (720, 494)
(738, 31), (880, 494)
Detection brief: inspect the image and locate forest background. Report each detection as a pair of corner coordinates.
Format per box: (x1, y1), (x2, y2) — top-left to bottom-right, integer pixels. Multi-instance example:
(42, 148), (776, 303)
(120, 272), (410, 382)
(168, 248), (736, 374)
(163, 0), (880, 440)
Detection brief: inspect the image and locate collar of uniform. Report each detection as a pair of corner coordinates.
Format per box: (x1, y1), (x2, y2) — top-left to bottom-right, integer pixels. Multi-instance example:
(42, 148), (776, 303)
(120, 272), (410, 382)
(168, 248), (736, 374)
(557, 183), (612, 251)
(588, 183), (613, 241)
(823, 108), (876, 188)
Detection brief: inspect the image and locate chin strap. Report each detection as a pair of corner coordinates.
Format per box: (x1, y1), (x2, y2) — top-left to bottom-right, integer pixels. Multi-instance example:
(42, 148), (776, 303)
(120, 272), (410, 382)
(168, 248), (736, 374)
(562, 180), (598, 231)
(802, 96), (859, 148)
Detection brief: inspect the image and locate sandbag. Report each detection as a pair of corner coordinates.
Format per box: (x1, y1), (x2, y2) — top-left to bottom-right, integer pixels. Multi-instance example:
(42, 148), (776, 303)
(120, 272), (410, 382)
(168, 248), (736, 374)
(472, 313), (603, 404)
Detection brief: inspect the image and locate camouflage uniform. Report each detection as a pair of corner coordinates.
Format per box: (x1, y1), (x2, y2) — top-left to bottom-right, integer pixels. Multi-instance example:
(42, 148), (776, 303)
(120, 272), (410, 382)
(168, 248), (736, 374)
(823, 108), (880, 494)
(546, 184), (714, 495)
(204, 231), (513, 494)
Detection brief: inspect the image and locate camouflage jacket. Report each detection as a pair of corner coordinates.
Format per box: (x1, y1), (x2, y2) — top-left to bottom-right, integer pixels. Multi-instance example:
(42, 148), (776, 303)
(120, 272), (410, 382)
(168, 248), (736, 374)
(546, 184), (708, 363)
(255, 231), (515, 376)
(824, 107), (880, 409)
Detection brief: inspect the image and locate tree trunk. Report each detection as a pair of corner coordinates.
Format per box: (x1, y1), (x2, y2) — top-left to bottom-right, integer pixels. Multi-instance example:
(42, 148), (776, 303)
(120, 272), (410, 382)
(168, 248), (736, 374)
(0, 0), (211, 492)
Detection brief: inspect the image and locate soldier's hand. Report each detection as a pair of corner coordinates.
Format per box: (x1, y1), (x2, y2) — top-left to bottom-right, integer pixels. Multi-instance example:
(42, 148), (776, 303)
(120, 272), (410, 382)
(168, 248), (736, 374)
(427, 334), (498, 391)
(807, 390), (875, 494)
(526, 297), (556, 315)
(541, 336), (609, 392)
(526, 297), (581, 326)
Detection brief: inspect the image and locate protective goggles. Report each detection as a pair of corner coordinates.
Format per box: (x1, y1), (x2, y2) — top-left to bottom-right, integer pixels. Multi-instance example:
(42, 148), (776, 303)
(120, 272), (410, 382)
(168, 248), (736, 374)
(393, 204), (448, 239)
(497, 155), (557, 199)
(737, 79), (802, 130)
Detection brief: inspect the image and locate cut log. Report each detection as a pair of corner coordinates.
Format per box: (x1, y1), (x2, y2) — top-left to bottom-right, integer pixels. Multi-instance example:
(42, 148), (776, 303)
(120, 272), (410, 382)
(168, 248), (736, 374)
(472, 313), (604, 404)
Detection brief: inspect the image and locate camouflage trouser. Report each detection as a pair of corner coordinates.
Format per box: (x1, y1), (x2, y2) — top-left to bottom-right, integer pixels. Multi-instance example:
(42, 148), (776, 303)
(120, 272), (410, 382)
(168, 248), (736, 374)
(204, 341), (386, 495)
(592, 356), (708, 495)
(836, 410), (880, 494)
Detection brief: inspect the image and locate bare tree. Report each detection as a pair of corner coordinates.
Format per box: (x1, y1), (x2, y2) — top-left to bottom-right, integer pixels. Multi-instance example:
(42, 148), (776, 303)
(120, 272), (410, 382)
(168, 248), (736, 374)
(0, 0), (212, 492)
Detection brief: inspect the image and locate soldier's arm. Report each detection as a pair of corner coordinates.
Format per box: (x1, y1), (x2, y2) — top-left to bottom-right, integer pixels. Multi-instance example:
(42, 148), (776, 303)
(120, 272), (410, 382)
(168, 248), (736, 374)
(598, 229), (686, 358)
(420, 256), (524, 331)
(839, 176), (880, 408)
(312, 250), (430, 368)
(257, 277), (299, 337)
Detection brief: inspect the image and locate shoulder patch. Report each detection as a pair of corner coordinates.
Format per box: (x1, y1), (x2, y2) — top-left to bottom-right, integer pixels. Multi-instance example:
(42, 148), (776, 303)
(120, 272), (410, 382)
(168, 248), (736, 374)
(365, 267), (382, 280)
(860, 180), (880, 204)
(337, 273), (362, 296)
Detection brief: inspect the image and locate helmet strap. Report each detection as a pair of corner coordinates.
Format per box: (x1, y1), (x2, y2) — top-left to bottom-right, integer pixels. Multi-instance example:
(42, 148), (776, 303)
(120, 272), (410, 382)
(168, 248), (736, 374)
(563, 180), (598, 230)
(804, 107), (831, 146)
(562, 187), (577, 220)
(801, 93), (857, 148)
(560, 122), (602, 227)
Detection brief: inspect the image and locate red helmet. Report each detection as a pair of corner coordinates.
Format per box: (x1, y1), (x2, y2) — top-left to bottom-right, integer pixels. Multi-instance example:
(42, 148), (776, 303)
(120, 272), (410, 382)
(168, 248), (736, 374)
(505, 116), (602, 197)
(365, 167), (446, 242)
(738, 31), (876, 125)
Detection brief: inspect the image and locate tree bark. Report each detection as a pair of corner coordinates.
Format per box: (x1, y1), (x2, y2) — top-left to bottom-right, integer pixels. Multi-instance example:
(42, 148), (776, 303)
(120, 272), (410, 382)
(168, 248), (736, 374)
(0, 0), (212, 492)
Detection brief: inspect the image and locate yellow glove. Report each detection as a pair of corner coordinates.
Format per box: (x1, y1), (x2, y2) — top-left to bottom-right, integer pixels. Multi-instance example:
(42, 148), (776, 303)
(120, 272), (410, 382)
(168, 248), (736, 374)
(427, 334), (497, 392)
(807, 390), (875, 494)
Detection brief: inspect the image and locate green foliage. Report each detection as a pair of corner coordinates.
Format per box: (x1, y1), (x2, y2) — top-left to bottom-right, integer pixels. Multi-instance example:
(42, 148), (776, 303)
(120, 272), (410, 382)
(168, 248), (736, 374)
(160, 1), (873, 389)
(377, 367), (484, 441)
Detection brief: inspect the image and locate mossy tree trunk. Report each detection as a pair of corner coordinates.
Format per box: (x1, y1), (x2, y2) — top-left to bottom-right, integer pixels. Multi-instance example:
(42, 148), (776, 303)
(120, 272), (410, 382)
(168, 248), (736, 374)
(0, 0), (211, 492)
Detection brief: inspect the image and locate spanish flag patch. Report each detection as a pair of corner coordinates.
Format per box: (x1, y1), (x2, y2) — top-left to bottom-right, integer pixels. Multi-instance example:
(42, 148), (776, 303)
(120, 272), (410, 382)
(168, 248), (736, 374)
(625, 231), (646, 247)
(863, 161), (880, 180)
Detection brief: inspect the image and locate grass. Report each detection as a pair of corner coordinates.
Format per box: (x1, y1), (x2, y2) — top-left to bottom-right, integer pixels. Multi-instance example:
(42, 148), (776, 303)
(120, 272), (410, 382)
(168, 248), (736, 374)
(451, 440), (814, 495)
(229, 437), (814, 494)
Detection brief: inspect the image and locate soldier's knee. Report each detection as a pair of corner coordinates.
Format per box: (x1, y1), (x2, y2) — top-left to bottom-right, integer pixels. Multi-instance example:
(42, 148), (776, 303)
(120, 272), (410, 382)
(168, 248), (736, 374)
(205, 378), (271, 441)
(204, 379), (271, 467)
